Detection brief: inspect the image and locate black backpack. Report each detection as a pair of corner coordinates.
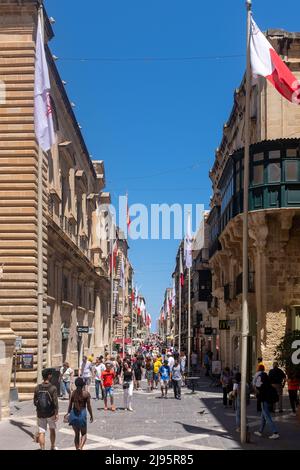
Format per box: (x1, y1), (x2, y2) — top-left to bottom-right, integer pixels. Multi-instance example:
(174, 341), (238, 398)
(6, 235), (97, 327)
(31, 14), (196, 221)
(36, 386), (55, 417)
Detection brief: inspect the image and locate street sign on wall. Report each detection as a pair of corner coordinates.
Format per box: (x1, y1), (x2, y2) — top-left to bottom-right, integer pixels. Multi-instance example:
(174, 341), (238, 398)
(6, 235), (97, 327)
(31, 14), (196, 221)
(77, 326), (89, 334)
(15, 337), (22, 351)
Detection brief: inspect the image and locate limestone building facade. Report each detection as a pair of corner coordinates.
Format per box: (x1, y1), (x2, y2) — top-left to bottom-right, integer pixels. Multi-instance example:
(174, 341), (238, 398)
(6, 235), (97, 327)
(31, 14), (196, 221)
(208, 28), (300, 375)
(0, 0), (112, 398)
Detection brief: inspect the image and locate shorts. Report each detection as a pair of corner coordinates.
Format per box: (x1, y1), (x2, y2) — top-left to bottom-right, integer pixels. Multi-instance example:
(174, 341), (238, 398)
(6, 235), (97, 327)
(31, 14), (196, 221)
(37, 416), (56, 434)
(104, 386), (114, 398)
(134, 371), (142, 381)
(83, 377), (91, 386)
(161, 379), (169, 389)
(154, 373), (159, 381)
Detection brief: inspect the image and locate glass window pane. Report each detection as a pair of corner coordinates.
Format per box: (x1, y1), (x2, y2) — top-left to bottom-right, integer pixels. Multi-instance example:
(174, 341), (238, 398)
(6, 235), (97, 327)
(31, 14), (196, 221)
(268, 150), (281, 160)
(268, 162), (281, 183)
(287, 149), (298, 158)
(253, 165), (264, 185)
(253, 152), (264, 162)
(236, 172), (240, 191)
(285, 161), (298, 182)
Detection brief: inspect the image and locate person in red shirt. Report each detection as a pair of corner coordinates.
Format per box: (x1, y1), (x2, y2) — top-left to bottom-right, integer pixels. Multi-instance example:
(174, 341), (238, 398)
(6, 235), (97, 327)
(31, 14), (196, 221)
(101, 362), (116, 411)
(287, 372), (300, 415)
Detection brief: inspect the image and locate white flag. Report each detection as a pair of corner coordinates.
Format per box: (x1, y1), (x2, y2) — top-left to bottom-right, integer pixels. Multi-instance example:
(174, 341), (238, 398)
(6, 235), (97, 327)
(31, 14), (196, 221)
(34, 14), (56, 152)
(172, 278), (176, 307)
(119, 256), (125, 290)
(184, 212), (193, 269)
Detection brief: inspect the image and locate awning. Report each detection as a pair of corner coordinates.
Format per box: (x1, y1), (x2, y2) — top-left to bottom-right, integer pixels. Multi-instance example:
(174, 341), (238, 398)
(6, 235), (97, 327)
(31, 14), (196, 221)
(113, 338), (132, 345)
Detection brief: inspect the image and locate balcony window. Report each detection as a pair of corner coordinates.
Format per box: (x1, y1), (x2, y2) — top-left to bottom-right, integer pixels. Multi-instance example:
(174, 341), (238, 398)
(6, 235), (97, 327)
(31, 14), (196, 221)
(268, 162), (281, 183)
(285, 160), (298, 182)
(268, 150), (281, 160)
(253, 152), (264, 162)
(286, 148), (298, 158)
(252, 165), (264, 185)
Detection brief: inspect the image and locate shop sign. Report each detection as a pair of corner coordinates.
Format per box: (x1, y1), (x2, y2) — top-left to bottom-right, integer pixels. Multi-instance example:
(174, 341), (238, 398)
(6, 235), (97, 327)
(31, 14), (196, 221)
(219, 320), (230, 330)
(21, 354), (34, 370)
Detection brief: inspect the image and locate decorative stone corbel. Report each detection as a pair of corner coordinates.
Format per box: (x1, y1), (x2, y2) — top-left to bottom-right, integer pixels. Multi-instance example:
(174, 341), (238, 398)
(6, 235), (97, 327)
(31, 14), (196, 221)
(279, 210), (295, 248)
(249, 212), (268, 254)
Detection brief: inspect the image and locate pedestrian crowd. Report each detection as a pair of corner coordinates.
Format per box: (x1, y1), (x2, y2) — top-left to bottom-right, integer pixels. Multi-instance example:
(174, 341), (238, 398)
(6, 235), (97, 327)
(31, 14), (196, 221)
(32, 347), (187, 450)
(32, 348), (300, 450)
(220, 356), (300, 441)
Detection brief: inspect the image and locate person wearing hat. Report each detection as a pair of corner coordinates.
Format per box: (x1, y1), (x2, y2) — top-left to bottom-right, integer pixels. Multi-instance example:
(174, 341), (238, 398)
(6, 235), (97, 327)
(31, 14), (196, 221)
(67, 377), (93, 450)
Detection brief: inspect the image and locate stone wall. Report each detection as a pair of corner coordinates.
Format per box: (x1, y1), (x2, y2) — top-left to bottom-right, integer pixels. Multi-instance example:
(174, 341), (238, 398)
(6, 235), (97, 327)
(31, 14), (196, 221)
(0, 1), (48, 397)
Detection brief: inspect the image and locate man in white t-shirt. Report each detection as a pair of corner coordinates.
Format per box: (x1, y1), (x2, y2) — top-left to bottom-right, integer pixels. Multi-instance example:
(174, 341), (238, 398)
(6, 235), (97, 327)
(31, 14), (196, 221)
(80, 356), (93, 392)
(94, 356), (106, 400)
(168, 353), (175, 372)
(59, 362), (74, 399)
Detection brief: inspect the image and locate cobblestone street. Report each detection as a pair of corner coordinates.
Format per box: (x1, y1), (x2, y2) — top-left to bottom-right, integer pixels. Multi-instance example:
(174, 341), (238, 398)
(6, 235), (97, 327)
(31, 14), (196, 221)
(1, 376), (299, 451)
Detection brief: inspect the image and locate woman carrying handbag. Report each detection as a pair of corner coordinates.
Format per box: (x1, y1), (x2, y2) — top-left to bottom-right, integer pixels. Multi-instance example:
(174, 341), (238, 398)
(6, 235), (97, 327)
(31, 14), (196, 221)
(65, 377), (93, 450)
(122, 361), (134, 411)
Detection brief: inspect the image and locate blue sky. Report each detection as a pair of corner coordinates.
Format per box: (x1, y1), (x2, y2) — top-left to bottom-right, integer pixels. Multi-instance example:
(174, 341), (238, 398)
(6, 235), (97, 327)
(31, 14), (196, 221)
(47, 0), (299, 330)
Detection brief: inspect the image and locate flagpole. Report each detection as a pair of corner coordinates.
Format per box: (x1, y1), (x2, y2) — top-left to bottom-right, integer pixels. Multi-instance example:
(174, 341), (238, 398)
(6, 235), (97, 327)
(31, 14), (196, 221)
(122, 292), (125, 359)
(131, 283), (134, 353)
(241, 0), (252, 445)
(178, 249), (182, 355)
(110, 237), (114, 356)
(187, 267), (191, 375)
(120, 254), (125, 359)
(37, 4), (44, 384)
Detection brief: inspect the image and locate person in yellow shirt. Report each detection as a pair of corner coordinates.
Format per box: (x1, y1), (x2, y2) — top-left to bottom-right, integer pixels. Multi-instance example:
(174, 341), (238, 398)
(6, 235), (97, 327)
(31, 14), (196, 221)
(88, 354), (95, 364)
(153, 357), (162, 389)
(257, 357), (265, 372)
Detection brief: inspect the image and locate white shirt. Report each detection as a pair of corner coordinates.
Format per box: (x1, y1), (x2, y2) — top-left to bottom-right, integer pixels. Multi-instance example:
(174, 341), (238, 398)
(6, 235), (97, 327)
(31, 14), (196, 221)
(94, 363), (105, 381)
(168, 356), (175, 370)
(60, 367), (73, 382)
(81, 360), (92, 378)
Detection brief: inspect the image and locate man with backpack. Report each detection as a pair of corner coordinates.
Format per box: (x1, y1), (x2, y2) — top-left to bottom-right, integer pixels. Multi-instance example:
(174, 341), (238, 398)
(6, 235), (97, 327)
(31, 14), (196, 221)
(33, 369), (59, 450)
